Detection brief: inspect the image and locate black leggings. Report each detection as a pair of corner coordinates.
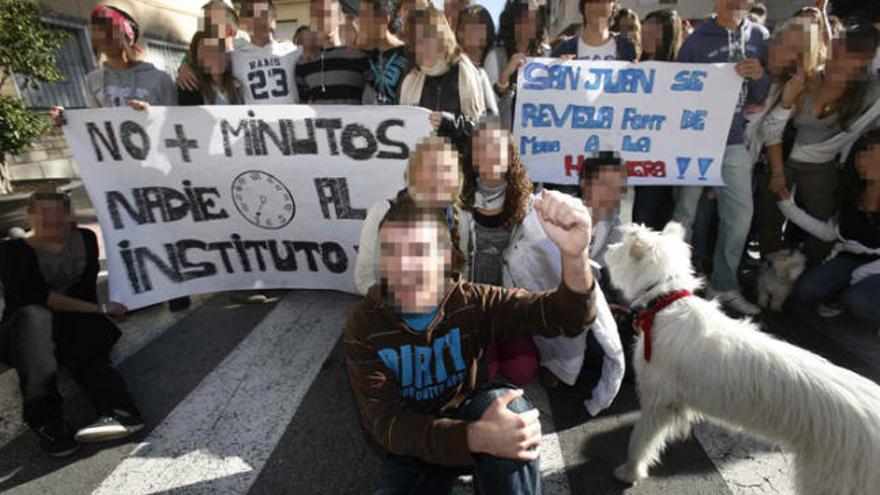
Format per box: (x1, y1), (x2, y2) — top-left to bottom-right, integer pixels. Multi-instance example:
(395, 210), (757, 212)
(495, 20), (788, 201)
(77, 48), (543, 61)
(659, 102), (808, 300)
(0, 305), (138, 428)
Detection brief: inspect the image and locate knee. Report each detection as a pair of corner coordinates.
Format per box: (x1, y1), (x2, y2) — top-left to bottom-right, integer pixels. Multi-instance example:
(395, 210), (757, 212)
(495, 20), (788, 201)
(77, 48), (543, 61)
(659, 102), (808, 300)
(479, 386), (536, 415)
(13, 306), (54, 343)
(16, 305), (53, 329)
(459, 385), (536, 421)
(497, 355), (539, 388)
(793, 275), (825, 304)
(841, 288), (879, 323)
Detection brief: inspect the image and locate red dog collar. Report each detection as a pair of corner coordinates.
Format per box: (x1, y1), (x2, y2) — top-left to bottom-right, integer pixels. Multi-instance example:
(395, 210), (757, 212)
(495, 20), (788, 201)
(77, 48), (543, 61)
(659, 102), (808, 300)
(633, 290), (692, 362)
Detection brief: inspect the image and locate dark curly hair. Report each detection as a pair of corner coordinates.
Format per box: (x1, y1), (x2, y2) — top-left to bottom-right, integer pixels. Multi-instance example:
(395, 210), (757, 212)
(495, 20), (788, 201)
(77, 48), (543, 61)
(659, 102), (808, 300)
(460, 119), (533, 230)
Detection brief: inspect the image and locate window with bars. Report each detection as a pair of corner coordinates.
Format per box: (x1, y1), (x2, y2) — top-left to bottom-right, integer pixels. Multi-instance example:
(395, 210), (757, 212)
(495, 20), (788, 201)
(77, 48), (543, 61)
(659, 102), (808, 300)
(144, 38), (187, 82)
(14, 18), (95, 110)
(13, 20), (188, 110)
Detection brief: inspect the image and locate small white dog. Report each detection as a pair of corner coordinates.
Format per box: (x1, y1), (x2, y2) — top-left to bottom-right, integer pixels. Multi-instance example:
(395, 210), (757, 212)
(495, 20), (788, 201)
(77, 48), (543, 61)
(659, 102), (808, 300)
(604, 223), (880, 495)
(757, 249), (806, 312)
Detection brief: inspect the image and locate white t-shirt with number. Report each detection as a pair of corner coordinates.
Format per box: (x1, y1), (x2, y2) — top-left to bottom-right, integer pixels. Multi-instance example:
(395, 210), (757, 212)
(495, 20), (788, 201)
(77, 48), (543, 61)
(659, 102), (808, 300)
(577, 37), (617, 61)
(231, 37), (301, 104)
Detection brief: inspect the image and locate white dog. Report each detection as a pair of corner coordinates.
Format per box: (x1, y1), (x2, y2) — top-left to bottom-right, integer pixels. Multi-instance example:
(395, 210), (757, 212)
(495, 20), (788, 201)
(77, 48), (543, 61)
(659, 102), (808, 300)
(757, 249), (806, 312)
(604, 223), (880, 495)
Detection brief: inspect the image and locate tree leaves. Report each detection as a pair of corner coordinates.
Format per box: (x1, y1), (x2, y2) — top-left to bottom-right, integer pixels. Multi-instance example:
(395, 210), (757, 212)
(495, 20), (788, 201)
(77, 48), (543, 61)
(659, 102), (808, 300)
(0, 0), (69, 183)
(0, 0), (70, 87)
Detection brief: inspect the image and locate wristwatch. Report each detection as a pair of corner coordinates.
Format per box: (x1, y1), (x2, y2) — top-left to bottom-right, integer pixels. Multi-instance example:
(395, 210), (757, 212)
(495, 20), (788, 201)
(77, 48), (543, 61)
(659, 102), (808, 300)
(98, 303), (108, 315)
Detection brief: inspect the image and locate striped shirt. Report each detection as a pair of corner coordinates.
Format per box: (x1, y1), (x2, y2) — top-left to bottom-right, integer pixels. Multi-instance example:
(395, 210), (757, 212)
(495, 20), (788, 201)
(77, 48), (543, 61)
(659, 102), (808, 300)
(295, 47), (368, 105)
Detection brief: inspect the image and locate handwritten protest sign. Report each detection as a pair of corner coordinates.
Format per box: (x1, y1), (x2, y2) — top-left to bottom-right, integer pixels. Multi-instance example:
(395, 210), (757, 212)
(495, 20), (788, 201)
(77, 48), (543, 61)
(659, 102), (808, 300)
(514, 58), (743, 186)
(63, 105), (432, 309)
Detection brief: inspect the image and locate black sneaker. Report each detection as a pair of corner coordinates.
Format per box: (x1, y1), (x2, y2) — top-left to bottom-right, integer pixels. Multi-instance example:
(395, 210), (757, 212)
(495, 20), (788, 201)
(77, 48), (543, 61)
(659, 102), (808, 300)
(34, 421), (81, 458)
(75, 409), (145, 442)
(168, 296), (191, 312)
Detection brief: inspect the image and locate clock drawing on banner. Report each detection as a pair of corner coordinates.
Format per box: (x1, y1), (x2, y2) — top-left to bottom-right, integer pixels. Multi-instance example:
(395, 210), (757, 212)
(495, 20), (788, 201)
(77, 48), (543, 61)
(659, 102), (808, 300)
(231, 170), (295, 229)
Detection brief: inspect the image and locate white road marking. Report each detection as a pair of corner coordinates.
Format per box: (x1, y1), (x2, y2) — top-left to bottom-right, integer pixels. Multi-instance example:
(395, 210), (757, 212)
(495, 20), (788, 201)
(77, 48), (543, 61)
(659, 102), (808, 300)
(0, 293), (211, 449)
(93, 291), (350, 494)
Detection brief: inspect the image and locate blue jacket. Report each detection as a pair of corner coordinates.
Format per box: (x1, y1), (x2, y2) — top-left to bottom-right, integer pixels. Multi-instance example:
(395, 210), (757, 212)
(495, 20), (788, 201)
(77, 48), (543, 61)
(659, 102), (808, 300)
(550, 32), (637, 62)
(678, 16), (771, 145)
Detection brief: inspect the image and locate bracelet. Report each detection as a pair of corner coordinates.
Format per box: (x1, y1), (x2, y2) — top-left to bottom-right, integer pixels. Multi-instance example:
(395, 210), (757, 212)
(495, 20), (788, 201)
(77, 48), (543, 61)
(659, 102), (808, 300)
(97, 303), (108, 314)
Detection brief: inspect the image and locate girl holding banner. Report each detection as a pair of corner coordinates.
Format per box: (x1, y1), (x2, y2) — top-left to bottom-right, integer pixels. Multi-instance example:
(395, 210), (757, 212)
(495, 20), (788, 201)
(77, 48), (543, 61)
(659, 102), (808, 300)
(630, 9), (684, 231)
(399, 7), (491, 149)
(484, 0), (550, 131)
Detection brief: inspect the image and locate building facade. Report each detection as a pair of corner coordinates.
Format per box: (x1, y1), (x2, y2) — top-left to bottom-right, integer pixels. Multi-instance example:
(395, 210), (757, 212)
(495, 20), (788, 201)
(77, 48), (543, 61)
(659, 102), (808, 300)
(2, 0), (203, 185)
(547, 0), (817, 37)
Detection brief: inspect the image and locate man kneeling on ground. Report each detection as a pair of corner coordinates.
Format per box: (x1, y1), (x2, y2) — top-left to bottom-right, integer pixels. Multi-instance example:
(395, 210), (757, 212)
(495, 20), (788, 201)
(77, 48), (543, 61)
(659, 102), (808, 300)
(345, 190), (597, 494)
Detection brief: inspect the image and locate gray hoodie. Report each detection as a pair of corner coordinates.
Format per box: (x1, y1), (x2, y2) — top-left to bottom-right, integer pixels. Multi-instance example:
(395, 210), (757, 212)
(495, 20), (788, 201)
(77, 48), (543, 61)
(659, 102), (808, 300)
(85, 61), (177, 108)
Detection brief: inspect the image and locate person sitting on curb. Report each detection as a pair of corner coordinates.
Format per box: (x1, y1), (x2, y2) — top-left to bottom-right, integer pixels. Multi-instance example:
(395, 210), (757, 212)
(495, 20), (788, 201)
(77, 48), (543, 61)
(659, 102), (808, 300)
(0, 192), (144, 457)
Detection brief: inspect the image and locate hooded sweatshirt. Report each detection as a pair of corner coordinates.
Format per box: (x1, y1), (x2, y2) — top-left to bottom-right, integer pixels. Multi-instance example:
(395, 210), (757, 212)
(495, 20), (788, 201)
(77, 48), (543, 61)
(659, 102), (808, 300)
(85, 61), (177, 108)
(345, 278), (596, 467)
(677, 16), (770, 146)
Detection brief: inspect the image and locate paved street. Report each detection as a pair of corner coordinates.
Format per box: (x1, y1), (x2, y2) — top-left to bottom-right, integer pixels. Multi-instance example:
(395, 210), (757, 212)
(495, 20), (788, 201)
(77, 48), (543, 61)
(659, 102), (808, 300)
(1, 191), (878, 494)
(1, 280), (878, 494)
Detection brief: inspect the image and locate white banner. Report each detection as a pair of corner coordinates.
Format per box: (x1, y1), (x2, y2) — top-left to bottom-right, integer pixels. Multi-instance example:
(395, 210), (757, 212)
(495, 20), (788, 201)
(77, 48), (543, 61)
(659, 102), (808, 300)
(514, 58), (743, 186)
(63, 105), (432, 309)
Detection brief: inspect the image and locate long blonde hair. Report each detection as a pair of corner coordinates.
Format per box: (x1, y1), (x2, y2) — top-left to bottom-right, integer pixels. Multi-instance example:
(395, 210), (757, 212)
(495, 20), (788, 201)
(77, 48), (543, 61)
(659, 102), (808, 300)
(400, 6), (486, 119)
(405, 7), (463, 69)
(400, 136), (466, 272)
(770, 16), (826, 83)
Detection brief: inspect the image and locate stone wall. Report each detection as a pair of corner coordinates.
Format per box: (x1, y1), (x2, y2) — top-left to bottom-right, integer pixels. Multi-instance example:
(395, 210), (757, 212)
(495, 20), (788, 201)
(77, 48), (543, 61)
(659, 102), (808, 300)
(6, 124), (79, 184)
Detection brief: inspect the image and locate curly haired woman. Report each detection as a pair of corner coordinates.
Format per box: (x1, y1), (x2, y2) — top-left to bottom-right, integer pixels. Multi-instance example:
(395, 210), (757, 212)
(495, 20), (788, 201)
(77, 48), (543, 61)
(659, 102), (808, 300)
(458, 120), (623, 411)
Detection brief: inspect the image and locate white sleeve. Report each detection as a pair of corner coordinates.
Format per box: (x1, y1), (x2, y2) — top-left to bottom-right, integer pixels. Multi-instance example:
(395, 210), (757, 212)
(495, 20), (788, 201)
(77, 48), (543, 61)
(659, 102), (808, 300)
(483, 48), (505, 86)
(480, 69), (499, 116)
(354, 201), (391, 295)
(851, 259), (880, 285)
(776, 195), (837, 243)
(760, 104), (794, 147)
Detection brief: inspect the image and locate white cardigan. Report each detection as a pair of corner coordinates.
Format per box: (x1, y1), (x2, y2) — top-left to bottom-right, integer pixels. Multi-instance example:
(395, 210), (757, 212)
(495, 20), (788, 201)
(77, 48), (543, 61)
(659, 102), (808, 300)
(777, 194), (880, 284)
(460, 196), (625, 415)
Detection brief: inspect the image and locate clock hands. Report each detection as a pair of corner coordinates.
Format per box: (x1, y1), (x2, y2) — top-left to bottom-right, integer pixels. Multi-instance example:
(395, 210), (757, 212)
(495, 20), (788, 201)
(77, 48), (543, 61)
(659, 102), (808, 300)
(255, 195), (268, 220)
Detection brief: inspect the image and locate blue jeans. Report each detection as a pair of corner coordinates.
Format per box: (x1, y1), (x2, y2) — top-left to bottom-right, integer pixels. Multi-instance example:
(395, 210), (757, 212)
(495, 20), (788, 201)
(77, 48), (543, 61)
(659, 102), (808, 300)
(673, 144), (754, 291)
(794, 255), (880, 324)
(373, 384), (541, 495)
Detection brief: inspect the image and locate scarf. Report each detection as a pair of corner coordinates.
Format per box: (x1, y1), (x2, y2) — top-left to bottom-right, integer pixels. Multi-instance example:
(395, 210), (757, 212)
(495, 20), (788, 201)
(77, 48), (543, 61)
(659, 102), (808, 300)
(91, 6), (141, 52)
(399, 54), (486, 120)
(474, 179), (507, 210)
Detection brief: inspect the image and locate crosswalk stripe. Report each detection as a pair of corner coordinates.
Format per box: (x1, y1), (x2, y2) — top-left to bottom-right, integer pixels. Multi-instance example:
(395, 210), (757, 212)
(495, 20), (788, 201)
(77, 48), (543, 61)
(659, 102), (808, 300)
(93, 291), (353, 494)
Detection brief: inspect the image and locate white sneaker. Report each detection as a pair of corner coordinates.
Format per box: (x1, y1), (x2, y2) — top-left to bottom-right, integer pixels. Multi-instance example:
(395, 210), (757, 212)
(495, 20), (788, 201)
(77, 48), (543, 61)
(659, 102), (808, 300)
(714, 290), (761, 316)
(817, 303), (844, 318)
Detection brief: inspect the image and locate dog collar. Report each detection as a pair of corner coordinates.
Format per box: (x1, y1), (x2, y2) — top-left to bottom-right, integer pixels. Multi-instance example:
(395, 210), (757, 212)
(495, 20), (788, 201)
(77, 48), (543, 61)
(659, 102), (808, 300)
(633, 290), (693, 362)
